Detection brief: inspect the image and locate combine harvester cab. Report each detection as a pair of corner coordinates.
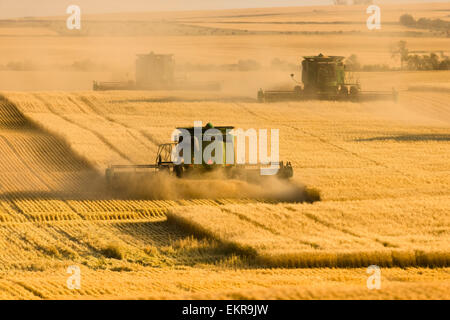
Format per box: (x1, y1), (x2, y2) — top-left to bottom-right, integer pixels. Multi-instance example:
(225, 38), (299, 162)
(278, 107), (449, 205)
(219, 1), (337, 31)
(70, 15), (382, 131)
(105, 123), (293, 191)
(258, 54), (397, 103)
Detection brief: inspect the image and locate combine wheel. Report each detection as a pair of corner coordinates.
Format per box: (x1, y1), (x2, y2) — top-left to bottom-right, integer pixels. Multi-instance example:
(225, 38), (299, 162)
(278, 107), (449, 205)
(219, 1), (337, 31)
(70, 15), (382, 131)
(174, 165), (184, 178)
(350, 86), (359, 100)
(392, 88), (399, 102)
(257, 89), (265, 103)
(339, 86), (349, 96)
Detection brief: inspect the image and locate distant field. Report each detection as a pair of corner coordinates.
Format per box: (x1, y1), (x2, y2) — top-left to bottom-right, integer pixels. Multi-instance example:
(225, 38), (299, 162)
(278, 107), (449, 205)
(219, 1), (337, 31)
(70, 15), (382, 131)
(0, 27), (58, 36)
(183, 22), (425, 33)
(0, 32), (448, 67)
(0, 2), (449, 89)
(82, 3), (450, 23)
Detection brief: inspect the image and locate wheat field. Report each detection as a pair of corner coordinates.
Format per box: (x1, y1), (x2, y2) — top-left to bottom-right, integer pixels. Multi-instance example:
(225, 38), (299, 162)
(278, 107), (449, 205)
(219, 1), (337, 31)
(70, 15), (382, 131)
(0, 83), (448, 298)
(168, 198), (449, 268)
(0, 1), (449, 299)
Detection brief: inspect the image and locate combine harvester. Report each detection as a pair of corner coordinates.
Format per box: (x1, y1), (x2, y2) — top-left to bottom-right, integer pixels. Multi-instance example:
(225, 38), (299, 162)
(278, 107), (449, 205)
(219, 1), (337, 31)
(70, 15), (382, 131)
(106, 123), (293, 190)
(258, 54), (397, 102)
(94, 52), (220, 91)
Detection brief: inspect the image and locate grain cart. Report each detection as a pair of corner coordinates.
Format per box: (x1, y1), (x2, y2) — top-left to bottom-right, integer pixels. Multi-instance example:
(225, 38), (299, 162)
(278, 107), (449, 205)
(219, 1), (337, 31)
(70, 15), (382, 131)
(258, 54), (397, 102)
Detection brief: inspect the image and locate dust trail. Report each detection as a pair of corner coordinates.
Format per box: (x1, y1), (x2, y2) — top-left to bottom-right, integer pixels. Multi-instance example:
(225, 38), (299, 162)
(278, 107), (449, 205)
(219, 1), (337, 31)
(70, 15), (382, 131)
(112, 171), (320, 203)
(408, 85), (450, 93)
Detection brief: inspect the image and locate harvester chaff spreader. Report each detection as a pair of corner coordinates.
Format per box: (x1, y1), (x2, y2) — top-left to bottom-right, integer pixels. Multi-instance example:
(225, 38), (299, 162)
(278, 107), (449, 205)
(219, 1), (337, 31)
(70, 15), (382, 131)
(106, 123), (293, 189)
(258, 54), (397, 102)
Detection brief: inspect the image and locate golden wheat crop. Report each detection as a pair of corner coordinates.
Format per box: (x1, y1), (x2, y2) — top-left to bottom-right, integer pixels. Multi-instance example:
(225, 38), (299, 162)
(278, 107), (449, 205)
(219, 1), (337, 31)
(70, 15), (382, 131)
(167, 197), (450, 268)
(1, 86), (448, 296)
(1, 267), (449, 300)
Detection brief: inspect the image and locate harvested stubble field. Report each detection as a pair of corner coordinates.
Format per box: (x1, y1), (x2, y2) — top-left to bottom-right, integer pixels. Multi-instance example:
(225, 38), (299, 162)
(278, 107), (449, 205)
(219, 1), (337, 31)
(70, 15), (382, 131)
(0, 1), (449, 300)
(0, 81), (448, 299)
(168, 198), (449, 268)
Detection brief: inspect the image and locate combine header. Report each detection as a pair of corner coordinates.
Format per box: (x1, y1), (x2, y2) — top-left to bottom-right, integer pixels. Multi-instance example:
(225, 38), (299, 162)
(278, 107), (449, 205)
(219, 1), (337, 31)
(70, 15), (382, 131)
(106, 123), (293, 190)
(258, 54), (397, 102)
(94, 52), (221, 91)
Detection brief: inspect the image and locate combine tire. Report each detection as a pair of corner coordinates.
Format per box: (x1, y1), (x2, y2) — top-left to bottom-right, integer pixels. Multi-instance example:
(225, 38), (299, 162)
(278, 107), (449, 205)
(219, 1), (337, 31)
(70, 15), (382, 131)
(257, 89), (265, 103)
(350, 86), (359, 100)
(174, 165), (184, 178)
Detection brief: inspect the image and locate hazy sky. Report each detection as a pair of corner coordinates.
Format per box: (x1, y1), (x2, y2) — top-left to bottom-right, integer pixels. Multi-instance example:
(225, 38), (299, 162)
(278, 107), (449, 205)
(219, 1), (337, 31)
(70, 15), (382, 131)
(0, 0), (445, 19)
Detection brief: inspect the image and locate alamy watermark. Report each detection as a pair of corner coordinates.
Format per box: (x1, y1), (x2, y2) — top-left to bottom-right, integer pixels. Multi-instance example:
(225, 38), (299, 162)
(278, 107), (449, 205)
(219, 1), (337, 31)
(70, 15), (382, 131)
(366, 265), (381, 290)
(366, 5), (381, 30)
(66, 5), (81, 30)
(66, 265), (81, 290)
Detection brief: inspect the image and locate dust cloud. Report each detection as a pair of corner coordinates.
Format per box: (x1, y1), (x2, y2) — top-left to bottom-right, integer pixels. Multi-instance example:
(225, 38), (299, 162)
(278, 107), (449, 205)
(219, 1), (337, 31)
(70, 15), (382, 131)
(112, 171), (319, 203)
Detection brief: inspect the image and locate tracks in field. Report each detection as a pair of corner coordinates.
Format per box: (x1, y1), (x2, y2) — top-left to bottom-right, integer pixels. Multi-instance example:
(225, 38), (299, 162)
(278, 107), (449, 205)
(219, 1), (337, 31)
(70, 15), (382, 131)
(0, 96), (278, 273)
(404, 92), (450, 124)
(0, 95), (274, 225)
(33, 94), (133, 163)
(32, 93), (163, 165)
(0, 95), (267, 225)
(1, 92), (447, 272)
(237, 102), (394, 169)
(0, 195), (267, 224)
(0, 95), (94, 193)
(77, 94), (160, 151)
(237, 96), (449, 183)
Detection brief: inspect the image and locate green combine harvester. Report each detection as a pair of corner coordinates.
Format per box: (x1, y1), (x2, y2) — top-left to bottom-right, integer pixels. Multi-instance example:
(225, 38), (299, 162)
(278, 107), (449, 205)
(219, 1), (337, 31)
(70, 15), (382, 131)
(258, 54), (397, 102)
(106, 123), (293, 189)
